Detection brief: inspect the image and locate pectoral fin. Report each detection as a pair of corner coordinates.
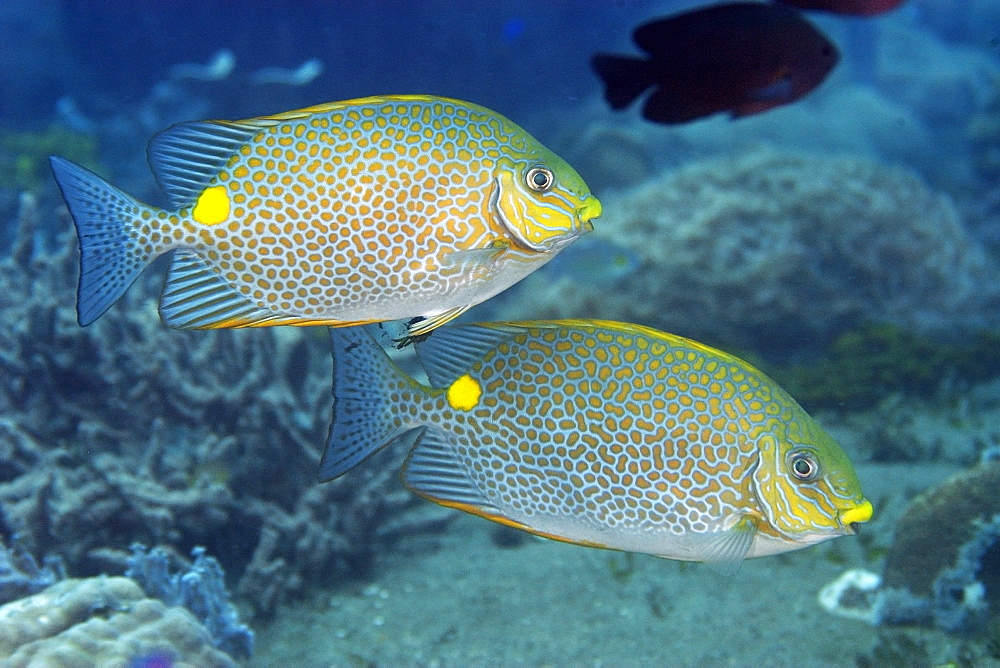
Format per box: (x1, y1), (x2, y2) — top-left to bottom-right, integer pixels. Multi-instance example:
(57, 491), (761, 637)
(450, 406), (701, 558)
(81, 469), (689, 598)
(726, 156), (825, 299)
(684, 516), (758, 575)
(440, 242), (509, 275)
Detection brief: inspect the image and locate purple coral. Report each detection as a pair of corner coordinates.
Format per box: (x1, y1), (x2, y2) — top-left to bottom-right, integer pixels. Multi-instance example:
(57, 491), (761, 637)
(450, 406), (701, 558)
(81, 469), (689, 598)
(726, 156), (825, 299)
(126, 544), (253, 660)
(0, 538), (64, 606)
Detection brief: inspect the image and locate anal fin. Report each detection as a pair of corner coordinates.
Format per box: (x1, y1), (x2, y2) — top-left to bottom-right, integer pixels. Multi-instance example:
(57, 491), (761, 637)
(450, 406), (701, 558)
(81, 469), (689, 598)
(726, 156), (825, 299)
(159, 250), (369, 329)
(402, 428), (502, 517)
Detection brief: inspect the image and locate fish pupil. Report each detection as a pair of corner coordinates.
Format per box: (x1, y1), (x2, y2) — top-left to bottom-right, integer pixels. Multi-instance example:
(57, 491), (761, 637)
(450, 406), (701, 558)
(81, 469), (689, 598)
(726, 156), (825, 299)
(789, 452), (819, 481)
(526, 167), (554, 191)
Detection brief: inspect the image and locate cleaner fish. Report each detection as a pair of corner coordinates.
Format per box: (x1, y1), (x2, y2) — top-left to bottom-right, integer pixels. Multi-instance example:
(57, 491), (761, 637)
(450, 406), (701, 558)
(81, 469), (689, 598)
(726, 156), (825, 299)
(49, 95), (601, 336)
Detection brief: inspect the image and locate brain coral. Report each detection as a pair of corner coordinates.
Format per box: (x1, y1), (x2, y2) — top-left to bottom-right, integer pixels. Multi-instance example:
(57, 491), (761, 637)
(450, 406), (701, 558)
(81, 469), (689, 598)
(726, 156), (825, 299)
(494, 149), (997, 355)
(0, 576), (235, 666)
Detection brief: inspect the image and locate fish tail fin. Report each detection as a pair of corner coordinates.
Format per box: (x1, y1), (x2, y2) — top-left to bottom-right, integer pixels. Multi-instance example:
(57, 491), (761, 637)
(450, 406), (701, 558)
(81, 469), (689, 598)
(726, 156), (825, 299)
(49, 156), (166, 326)
(591, 54), (654, 110)
(320, 326), (427, 481)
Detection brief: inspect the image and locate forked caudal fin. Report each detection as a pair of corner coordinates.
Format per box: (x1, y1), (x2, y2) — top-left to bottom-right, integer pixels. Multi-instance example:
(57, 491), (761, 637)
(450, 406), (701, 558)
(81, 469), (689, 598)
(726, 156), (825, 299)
(49, 156), (160, 326)
(319, 326), (429, 482)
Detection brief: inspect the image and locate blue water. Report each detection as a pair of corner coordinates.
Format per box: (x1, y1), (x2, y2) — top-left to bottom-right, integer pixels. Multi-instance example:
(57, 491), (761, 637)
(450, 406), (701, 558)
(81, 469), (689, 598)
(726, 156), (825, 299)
(1, 1), (1000, 665)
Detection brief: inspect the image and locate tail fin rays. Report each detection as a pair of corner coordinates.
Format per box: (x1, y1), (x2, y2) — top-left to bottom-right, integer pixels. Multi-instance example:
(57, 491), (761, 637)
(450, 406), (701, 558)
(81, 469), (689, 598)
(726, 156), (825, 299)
(320, 326), (425, 481)
(49, 156), (155, 325)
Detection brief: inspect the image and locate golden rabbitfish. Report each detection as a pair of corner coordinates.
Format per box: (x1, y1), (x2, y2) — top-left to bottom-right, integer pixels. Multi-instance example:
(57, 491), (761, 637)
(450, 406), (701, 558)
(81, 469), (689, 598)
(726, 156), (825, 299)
(48, 95), (601, 334)
(321, 320), (872, 567)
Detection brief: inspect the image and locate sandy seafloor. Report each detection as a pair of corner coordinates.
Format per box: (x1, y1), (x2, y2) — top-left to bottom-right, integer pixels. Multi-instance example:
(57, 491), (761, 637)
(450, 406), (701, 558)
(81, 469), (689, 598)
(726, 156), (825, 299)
(252, 462), (993, 667)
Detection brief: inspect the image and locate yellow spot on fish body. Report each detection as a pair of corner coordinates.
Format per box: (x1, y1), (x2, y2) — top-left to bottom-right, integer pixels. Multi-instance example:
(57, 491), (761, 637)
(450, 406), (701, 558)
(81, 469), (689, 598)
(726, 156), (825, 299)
(448, 374), (482, 411)
(192, 186), (230, 226)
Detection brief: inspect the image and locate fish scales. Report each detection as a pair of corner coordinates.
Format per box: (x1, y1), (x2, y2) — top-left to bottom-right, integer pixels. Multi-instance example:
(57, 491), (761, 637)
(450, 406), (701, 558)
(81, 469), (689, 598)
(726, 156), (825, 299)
(178, 100), (513, 316)
(50, 95), (601, 332)
(440, 328), (806, 539)
(322, 320), (872, 567)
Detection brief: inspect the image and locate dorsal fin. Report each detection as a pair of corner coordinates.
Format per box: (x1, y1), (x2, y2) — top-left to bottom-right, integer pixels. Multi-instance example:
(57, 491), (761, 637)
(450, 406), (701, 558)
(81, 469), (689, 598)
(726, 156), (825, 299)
(146, 119), (274, 208)
(414, 323), (524, 388)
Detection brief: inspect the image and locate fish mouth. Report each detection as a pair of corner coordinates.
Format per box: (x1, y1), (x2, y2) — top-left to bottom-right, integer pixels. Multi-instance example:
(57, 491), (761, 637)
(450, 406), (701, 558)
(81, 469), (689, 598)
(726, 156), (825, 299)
(577, 197), (603, 231)
(839, 499), (873, 534)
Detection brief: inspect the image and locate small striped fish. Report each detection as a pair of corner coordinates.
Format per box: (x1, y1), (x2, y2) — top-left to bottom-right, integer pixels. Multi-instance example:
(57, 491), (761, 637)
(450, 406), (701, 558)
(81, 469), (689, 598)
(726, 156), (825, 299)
(49, 95), (601, 335)
(321, 320), (872, 567)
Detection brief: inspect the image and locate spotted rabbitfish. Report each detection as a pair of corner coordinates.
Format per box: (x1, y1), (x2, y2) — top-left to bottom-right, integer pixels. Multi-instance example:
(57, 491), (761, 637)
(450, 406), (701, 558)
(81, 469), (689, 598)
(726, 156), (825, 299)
(48, 96), (601, 335)
(321, 320), (872, 568)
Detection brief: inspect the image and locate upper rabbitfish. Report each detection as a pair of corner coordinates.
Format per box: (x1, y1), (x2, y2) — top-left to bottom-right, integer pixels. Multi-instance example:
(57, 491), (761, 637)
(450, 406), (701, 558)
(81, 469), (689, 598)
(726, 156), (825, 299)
(320, 320), (872, 568)
(49, 95), (602, 335)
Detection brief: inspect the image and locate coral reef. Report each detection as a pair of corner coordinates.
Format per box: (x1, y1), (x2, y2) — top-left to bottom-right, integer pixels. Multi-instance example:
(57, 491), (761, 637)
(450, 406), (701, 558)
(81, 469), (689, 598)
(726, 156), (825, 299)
(767, 324), (1000, 413)
(820, 460), (1000, 635)
(968, 74), (1000, 185)
(826, 377), (1000, 464)
(0, 538), (63, 606)
(0, 190), (453, 618)
(126, 544), (252, 660)
(0, 576), (236, 666)
(492, 148), (998, 356)
(876, 459), (1000, 633)
(0, 126), (100, 193)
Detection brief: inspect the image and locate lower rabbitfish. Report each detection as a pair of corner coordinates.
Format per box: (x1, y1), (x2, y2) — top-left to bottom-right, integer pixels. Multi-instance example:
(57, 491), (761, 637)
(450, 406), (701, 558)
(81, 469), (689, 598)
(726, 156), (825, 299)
(320, 320), (872, 568)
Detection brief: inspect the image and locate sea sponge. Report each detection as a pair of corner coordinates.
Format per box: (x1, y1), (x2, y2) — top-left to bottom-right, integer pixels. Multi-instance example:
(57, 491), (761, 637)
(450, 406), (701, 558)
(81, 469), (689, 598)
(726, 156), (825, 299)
(494, 148), (996, 355)
(876, 460), (1000, 633)
(820, 460), (1000, 634)
(0, 576), (235, 666)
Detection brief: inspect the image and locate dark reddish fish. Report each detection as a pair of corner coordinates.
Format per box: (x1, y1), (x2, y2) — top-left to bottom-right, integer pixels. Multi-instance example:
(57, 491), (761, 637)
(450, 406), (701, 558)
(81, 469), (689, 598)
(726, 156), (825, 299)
(775, 0), (906, 16)
(592, 2), (838, 124)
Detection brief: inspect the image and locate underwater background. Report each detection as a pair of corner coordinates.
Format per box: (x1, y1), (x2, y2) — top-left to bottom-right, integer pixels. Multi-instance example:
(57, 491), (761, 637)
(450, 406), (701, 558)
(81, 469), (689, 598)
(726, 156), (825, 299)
(2, 0), (1000, 665)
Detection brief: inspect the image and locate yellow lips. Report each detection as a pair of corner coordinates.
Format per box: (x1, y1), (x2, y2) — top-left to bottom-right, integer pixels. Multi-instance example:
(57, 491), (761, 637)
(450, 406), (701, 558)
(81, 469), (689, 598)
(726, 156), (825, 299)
(579, 197), (603, 223)
(841, 499), (873, 527)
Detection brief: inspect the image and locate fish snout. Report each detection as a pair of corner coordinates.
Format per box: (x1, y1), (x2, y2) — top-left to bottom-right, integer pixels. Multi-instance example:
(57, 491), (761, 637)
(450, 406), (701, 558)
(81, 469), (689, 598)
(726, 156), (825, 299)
(577, 197), (603, 232)
(839, 499), (873, 534)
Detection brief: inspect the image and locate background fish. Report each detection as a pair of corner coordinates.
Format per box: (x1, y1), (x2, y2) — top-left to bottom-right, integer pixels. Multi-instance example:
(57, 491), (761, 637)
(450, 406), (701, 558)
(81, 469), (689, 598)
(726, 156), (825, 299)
(775, 0), (907, 16)
(591, 2), (839, 124)
(49, 95), (601, 335)
(321, 321), (872, 568)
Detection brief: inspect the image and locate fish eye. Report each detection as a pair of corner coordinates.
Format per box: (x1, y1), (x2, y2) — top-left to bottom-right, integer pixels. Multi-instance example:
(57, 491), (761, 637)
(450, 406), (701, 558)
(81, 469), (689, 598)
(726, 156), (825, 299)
(788, 450), (820, 482)
(525, 167), (555, 192)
